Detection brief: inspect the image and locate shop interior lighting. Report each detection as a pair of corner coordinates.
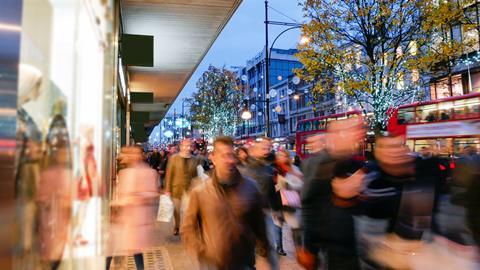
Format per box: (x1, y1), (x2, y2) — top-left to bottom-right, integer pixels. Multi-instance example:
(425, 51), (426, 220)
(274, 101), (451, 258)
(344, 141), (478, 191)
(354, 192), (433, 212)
(118, 58), (127, 97)
(0, 23), (21, 32)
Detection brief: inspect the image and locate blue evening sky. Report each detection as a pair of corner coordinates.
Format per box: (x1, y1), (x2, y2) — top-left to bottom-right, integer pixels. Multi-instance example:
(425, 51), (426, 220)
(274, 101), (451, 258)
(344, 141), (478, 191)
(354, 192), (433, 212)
(168, 0), (305, 114)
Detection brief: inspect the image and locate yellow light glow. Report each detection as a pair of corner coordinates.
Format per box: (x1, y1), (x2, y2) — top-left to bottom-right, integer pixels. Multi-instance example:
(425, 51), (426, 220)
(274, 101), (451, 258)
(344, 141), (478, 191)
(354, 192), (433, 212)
(299, 36), (311, 45)
(241, 110), (252, 120)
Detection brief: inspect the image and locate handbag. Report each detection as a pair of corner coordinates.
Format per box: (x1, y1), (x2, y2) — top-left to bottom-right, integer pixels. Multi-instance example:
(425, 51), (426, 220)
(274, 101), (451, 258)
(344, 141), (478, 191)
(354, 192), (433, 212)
(280, 189), (301, 208)
(157, 194), (174, 223)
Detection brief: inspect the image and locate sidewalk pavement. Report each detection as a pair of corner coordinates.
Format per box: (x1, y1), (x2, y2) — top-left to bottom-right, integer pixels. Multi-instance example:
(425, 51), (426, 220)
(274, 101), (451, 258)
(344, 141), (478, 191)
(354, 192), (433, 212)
(111, 221), (303, 270)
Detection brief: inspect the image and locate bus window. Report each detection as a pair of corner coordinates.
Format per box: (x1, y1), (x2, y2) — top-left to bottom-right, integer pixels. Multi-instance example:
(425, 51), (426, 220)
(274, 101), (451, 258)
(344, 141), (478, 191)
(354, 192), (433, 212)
(453, 138), (480, 157)
(454, 97), (480, 119)
(297, 123), (303, 132)
(313, 120), (320, 130)
(416, 104), (438, 123)
(302, 136), (315, 156)
(436, 138), (451, 157)
(305, 121), (311, 131)
(319, 120), (326, 130)
(472, 98), (480, 115)
(405, 139), (415, 152)
(413, 139), (433, 153)
(413, 139), (451, 158)
(438, 102), (453, 120)
(398, 107), (415, 124)
(454, 99), (468, 119)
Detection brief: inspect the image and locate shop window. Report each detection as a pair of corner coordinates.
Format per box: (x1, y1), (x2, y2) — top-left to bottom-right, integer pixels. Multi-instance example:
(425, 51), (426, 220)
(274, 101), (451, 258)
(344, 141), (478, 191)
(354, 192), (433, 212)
(430, 83), (437, 100)
(471, 72), (480, 93)
(452, 25), (462, 43)
(462, 23), (479, 52)
(431, 75), (464, 99)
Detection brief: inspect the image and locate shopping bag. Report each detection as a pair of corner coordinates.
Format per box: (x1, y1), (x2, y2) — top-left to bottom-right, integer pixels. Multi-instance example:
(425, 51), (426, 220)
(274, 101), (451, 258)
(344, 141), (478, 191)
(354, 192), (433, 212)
(157, 194), (174, 223)
(280, 189), (301, 208)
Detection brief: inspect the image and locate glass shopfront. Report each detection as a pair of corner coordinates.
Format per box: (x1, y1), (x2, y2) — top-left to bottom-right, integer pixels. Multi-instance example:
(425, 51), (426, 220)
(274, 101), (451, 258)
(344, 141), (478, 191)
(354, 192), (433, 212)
(14, 0), (118, 268)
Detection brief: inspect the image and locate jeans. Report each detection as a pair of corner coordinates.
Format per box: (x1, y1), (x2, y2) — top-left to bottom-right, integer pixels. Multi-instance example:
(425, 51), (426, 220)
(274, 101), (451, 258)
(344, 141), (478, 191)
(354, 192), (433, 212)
(275, 225), (283, 250)
(264, 212), (279, 270)
(173, 193), (189, 230)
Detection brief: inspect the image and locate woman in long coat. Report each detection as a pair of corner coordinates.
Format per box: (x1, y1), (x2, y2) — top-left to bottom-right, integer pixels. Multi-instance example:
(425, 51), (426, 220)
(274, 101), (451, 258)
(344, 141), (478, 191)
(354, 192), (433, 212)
(107, 146), (159, 270)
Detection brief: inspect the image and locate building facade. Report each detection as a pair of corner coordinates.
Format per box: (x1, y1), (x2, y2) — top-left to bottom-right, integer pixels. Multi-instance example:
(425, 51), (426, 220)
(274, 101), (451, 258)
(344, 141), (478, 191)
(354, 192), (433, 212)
(234, 47), (355, 146)
(235, 48), (304, 139)
(428, 2), (480, 99)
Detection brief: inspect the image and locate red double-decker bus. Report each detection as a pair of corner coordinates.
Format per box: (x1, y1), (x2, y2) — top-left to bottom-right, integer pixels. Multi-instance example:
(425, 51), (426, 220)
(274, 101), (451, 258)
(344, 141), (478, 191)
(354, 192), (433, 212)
(295, 111), (362, 159)
(387, 92), (480, 158)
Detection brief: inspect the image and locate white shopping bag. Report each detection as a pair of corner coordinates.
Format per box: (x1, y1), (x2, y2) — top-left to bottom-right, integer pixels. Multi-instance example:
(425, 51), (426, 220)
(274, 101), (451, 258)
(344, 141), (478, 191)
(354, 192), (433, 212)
(157, 194), (174, 223)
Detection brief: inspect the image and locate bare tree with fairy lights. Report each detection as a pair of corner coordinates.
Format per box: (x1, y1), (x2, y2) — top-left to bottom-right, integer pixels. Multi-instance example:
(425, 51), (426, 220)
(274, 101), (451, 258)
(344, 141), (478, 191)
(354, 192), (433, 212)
(190, 65), (243, 140)
(296, 0), (476, 133)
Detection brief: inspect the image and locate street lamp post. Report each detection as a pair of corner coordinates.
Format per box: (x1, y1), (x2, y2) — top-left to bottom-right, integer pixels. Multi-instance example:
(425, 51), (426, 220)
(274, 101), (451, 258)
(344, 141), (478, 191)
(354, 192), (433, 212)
(173, 108), (176, 139)
(264, 0), (270, 137)
(264, 0), (303, 137)
(181, 98), (192, 138)
(241, 104), (252, 139)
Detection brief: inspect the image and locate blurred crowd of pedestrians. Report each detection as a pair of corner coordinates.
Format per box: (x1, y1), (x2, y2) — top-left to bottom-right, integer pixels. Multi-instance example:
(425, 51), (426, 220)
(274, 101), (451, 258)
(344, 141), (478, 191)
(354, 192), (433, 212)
(111, 116), (480, 270)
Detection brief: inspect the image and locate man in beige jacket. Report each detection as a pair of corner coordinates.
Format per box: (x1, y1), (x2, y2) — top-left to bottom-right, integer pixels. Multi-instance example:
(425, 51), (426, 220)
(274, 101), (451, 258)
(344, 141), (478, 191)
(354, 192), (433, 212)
(165, 139), (199, 235)
(181, 137), (277, 270)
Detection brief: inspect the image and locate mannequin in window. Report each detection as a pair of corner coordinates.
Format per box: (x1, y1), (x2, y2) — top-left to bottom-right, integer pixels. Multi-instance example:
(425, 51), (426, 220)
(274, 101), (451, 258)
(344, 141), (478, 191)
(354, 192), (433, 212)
(15, 64), (43, 259)
(73, 125), (99, 246)
(37, 111), (73, 270)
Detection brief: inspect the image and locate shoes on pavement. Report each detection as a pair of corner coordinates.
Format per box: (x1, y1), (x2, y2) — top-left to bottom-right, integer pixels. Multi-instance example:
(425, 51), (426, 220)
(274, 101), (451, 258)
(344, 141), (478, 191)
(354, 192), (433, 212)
(276, 247), (287, 256)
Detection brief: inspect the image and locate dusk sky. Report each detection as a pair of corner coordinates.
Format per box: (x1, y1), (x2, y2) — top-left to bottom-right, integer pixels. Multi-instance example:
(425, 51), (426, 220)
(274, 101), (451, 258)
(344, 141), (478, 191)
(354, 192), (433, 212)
(168, 0), (305, 114)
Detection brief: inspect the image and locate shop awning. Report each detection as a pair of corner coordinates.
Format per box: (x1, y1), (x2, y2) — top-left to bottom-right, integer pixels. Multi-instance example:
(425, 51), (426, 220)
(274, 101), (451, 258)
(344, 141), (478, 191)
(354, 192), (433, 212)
(123, 0), (242, 140)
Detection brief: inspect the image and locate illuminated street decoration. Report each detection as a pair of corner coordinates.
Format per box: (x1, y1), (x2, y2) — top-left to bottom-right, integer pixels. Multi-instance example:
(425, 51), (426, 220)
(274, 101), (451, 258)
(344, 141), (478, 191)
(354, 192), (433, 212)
(164, 130), (174, 138)
(190, 65), (242, 140)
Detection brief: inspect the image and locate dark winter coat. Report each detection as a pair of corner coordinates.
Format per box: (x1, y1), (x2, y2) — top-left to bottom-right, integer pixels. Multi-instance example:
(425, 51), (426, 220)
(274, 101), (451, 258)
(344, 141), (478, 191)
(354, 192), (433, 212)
(300, 150), (359, 256)
(238, 156), (281, 211)
(181, 170), (271, 269)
